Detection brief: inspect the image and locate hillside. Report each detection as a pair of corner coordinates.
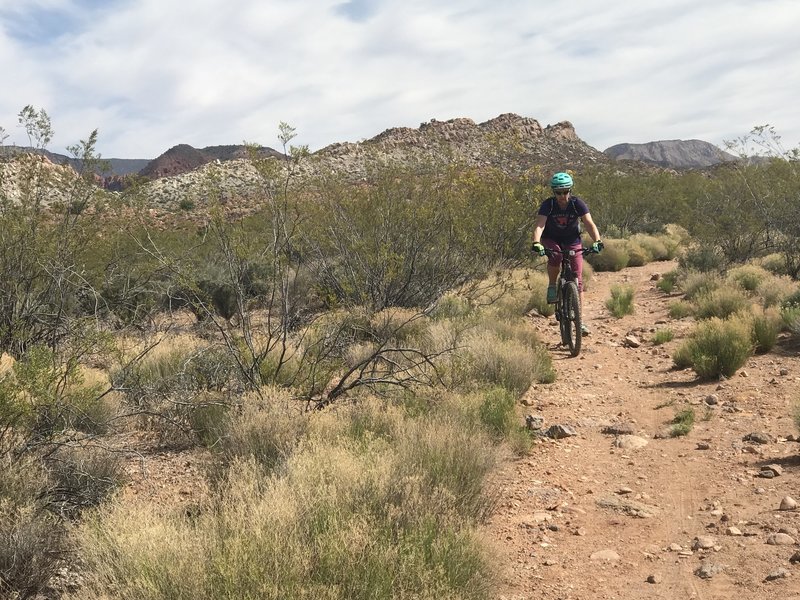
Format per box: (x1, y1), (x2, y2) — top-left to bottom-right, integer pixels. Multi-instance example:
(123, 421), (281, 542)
(604, 139), (737, 169)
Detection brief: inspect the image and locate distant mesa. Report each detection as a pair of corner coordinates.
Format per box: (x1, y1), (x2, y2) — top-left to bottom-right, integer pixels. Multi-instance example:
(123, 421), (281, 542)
(603, 139), (737, 169)
(139, 144), (283, 180)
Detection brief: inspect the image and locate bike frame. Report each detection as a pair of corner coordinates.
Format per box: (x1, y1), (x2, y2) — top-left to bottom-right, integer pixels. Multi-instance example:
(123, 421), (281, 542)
(543, 244), (596, 357)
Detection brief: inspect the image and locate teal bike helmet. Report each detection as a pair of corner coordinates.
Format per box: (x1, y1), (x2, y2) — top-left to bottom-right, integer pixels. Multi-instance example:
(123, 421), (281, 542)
(550, 172), (573, 190)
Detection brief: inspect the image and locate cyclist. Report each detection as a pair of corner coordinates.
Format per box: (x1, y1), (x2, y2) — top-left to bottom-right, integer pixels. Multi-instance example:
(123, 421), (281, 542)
(531, 172), (603, 335)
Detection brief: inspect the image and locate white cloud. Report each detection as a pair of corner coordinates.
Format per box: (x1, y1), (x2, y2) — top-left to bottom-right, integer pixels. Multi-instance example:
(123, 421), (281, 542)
(1, 0), (798, 157)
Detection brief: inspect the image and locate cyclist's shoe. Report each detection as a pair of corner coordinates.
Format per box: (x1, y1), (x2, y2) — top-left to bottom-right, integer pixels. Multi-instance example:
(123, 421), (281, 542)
(581, 323), (591, 336)
(546, 285), (557, 304)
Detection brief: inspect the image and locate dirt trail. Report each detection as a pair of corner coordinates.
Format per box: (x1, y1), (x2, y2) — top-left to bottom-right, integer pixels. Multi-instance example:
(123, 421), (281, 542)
(487, 260), (800, 600)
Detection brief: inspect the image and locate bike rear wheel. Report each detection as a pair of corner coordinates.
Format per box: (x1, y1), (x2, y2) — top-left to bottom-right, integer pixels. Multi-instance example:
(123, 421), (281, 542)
(563, 281), (582, 356)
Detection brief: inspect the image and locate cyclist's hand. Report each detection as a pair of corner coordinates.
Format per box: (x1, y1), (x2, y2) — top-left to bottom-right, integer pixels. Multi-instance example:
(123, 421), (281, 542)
(591, 240), (604, 253)
(531, 242), (546, 256)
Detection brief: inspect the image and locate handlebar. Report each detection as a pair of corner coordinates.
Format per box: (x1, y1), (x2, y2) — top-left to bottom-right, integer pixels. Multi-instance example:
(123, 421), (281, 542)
(541, 246), (599, 258)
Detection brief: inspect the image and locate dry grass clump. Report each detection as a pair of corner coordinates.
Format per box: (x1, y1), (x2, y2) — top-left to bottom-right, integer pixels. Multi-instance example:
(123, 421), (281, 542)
(631, 233), (673, 261)
(681, 271), (723, 300)
(747, 308), (782, 354)
(755, 252), (790, 276)
(76, 409), (497, 600)
(693, 287), (751, 320)
(756, 273), (798, 308)
(587, 239), (629, 272)
(461, 325), (555, 393)
(605, 284), (635, 318)
(672, 317), (753, 379)
(624, 240), (651, 267)
(727, 264), (770, 292)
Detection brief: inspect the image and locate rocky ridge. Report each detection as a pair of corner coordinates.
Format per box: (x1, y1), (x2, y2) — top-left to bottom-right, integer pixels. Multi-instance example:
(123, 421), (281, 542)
(604, 139), (737, 169)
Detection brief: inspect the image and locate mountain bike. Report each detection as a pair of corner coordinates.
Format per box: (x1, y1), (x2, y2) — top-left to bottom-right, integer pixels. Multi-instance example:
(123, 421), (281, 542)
(543, 245), (599, 357)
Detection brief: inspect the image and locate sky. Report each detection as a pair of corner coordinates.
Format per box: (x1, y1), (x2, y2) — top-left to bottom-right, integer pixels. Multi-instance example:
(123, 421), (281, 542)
(1, 0), (799, 159)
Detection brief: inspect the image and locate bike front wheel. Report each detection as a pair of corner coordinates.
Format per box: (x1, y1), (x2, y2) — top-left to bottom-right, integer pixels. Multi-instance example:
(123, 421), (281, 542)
(563, 281), (582, 356)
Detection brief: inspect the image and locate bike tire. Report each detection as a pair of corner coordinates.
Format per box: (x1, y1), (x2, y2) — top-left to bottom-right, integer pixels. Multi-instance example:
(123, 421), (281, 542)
(564, 281), (581, 356)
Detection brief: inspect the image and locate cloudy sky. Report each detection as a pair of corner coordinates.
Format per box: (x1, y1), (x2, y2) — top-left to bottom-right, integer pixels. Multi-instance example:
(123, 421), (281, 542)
(1, 0), (798, 158)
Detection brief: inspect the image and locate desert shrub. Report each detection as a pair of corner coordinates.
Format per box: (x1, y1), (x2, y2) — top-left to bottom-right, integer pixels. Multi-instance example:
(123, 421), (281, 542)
(478, 386), (517, 438)
(670, 407), (695, 437)
(693, 287), (751, 320)
(727, 264), (769, 292)
(748, 309), (781, 353)
(756, 273), (798, 308)
(756, 252), (790, 276)
(656, 269), (680, 294)
(681, 271), (723, 300)
(77, 417), (496, 600)
(605, 284), (635, 318)
(217, 390), (309, 474)
(632, 234), (671, 261)
(679, 245), (726, 273)
(0, 505), (65, 600)
(44, 446), (124, 518)
(794, 401), (800, 434)
(625, 240), (651, 267)
(463, 328), (555, 393)
(652, 329), (674, 345)
(430, 294), (474, 320)
(586, 239), (629, 272)
(673, 317), (753, 379)
(668, 300), (694, 319)
(524, 271), (555, 317)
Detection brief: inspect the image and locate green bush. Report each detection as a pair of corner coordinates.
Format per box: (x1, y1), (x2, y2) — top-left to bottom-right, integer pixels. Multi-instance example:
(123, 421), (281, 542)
(625, 240), (651, 267)
(668, 300), (694, 319)
(652, 329), (674, 345)
(463, 328), (555, 393)
(681, 271), (722, 300)
(656, 269), (680, 294)
(673, 317), (753, 379)
(586, 239), (629, 272)
(605, 284), (635, 318)
(632, 234), (671, 261)
(694, 287), (751, 320)
(749, 309), (781, 353)
(670, 407), (695, 437)
(756, 253), (790, 276)
(478, 386), (517, 438)
(757, 273), (798, 308)
(727, 264), (769, 292)
(679, 245), (726, 273)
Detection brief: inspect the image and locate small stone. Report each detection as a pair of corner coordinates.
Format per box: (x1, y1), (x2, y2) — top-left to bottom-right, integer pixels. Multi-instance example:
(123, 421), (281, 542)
(695, 563), (724, 579)
(693, 536), (716, 550)
(760, 464), (783, 477)
(789, 551), (800, 564)
(766, 533), (796, 546)
(590, 549), (620, 561)
(525, 414), (545, 430)
(646, 574), (662, 584)
(668, 543), (683, 552)
(779, 496), (797, 511)
(545, 424), (577, 439)
(650, 273), (661, 281)
(726, 527), (743, 536)
(779, 368), (790, 376)
(616, 486), (634, 495)
(623, 335), (641, 348)
(704, 394), (719, 406)
(743, 432), (773, 444)
(739, 370), (749, 377)
(614, 435), (649, 450)
(764, 568), (789, 582)
(696, 442), (711, 450)
(543, 559), (558, 566)
(602, 423), (635, 436)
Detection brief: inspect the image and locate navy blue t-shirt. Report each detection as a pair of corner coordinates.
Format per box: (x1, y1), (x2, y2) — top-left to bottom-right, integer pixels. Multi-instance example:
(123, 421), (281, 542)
(538, 196), (589, 244)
